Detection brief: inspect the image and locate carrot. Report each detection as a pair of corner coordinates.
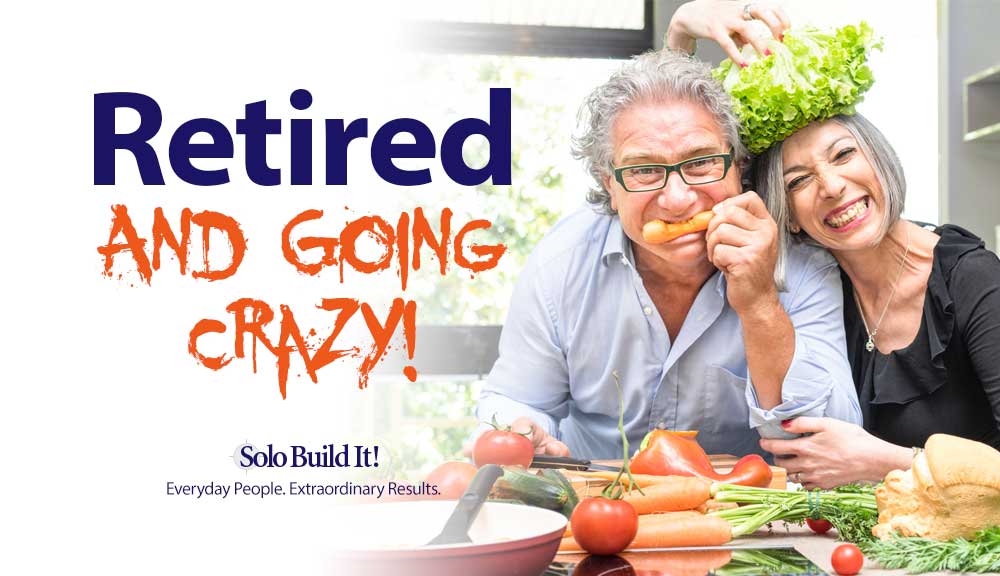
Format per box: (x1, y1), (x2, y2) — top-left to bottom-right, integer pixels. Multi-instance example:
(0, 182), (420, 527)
(624, 550), (734, 574)
(629, 512), (733, 549)
(559, 535), (582, 553)
(572, 470), (711, 489)
(695, 499), (739, 514)
(558, 512), (733, 553)
(622, 476), (711, 514)
(642, 211), (714, 244)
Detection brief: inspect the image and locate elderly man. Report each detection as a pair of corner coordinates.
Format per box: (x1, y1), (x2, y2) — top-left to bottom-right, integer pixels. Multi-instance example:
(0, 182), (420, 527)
(477, 50), (861, 460)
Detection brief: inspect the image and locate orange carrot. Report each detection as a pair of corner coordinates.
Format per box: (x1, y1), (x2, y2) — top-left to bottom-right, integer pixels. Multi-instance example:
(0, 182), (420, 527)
(559, 535), (583, 553)
(622, 476), (711, 514)
(572, 470), (711, 489)
(642, 211), (714, 244)
(695, 499), (739, 514)
(629, 512), (733, 549)
(624, 550), (734, 574)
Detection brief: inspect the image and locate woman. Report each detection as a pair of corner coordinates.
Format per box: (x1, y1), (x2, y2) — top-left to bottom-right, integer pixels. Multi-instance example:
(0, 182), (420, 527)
(668, 1), (1000, 488)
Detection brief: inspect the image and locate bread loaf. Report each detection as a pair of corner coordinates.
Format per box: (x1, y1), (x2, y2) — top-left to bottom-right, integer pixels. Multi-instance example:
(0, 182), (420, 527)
(873, 434), (1000, 540)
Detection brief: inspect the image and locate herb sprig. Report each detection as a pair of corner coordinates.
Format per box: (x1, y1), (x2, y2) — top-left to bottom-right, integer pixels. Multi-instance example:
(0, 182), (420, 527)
(862, 526), (1000, 574)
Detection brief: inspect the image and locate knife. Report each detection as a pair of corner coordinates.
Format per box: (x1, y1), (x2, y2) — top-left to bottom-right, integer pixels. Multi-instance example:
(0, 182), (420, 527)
(530, 455), (621, 471)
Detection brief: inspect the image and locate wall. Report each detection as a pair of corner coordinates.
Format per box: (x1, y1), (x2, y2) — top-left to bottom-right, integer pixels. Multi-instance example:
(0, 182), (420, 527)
(940, 0), (1000, 249)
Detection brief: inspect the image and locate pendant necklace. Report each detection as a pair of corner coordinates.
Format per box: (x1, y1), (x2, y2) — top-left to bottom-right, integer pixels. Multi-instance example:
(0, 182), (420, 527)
(854, 227), (911, 353)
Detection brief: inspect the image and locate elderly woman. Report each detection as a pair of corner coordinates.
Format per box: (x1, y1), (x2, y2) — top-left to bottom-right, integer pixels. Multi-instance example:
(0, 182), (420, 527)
(668, 1), (1000, 488)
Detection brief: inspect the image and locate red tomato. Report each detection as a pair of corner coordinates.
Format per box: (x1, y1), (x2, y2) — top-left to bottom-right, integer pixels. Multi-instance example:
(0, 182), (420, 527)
(831, 543), (864, 575)
(806, 518), (833, 535)
(473, 429), (533, 468)
(425, 461), (477, 499)
(570, 497), (638, 555)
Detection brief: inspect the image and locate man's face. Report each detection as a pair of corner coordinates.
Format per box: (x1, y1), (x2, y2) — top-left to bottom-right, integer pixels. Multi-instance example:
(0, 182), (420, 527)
(604, 99), (741, 266)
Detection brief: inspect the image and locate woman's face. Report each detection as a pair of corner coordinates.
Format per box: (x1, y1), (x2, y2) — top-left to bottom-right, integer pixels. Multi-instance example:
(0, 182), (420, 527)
(780, 120), (885, 252)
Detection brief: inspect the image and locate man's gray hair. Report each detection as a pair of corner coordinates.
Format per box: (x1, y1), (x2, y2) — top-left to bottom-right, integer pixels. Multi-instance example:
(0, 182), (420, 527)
(572, 50), (747, 214)
(755, 114), (907, 289)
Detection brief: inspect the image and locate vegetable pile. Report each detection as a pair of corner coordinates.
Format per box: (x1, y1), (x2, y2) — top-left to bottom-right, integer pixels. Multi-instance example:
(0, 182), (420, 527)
(713, 22), (883, 154)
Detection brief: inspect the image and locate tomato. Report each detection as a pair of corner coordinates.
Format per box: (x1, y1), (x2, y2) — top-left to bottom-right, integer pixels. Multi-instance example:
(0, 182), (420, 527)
(425, 461), (477, 499)
(831, 543), (864, 575)
(570, 497), (638, 555)
(473, 428), (533, 468)
(806, 518), (833, 535)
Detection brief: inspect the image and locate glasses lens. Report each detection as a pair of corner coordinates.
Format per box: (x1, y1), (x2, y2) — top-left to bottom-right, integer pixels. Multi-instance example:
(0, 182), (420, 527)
(621, 166), (667, 191)
(680, 157), (726, 184)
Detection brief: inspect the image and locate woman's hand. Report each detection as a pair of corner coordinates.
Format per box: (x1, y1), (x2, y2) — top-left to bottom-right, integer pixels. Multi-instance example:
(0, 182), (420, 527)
(759, 417), (913, 489)
(666, 0), (790, 66)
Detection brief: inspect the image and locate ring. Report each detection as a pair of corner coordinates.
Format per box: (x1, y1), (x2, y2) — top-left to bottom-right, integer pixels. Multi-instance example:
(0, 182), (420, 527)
(742, 3), (755, 21)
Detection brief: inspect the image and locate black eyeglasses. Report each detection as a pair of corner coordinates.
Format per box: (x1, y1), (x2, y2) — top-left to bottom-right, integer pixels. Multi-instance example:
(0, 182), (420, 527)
(612, 148), (734, 192)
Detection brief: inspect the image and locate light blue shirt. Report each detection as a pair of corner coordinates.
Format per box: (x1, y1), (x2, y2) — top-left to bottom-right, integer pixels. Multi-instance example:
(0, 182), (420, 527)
(478, 208), (861, 460)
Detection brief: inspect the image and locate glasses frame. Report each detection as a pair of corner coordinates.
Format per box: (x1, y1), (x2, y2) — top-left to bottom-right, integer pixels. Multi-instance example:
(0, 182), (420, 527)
(612, 148), (734, 192)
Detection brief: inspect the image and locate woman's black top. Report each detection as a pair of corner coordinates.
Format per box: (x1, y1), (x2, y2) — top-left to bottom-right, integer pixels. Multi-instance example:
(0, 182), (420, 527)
(843, 224), (1000, 450)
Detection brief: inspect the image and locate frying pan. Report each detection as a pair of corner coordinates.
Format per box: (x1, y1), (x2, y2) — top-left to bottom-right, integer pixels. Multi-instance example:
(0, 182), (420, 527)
(330, 500), (567, 576)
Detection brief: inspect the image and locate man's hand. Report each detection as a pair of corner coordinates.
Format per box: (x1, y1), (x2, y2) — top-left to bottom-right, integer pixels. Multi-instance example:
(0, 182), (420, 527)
(511, 417), (571, 457)
(706, 191), (779, 316)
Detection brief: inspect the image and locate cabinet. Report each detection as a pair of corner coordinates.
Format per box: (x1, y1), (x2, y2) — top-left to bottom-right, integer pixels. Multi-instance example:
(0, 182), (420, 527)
(964, 64), (1000, 141)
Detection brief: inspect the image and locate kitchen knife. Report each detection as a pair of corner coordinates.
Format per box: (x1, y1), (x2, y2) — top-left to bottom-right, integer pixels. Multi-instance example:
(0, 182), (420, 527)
(530, 455), (621, 471)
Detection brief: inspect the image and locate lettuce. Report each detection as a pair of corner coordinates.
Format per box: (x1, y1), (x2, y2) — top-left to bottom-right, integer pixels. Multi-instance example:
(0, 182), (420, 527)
(713, 22), (883, 154)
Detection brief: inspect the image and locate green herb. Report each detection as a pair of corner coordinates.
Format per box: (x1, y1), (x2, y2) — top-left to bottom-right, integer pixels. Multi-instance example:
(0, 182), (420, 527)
(713, 22), (883, 154)
(714, 549), (823, 576)
(862, 526), (1000, 574)
(709, 483), (878, 543)
(600, 370), (644, 500)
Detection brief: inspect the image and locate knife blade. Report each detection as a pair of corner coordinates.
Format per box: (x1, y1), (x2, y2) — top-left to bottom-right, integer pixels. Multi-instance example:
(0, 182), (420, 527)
(530, 455), (621, 471)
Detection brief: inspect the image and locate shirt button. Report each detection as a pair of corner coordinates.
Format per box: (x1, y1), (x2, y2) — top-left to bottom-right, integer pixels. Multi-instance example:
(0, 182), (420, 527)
(643, 306), (653, 316)
(657, 422), (666, 429)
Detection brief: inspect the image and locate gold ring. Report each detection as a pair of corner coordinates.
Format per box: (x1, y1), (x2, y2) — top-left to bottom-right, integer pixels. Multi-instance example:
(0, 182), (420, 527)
(743, 3), (755, 21)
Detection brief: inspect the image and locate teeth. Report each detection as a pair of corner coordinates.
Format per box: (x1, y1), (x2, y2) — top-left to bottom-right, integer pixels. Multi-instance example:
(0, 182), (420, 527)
(826, 198), (869, 228)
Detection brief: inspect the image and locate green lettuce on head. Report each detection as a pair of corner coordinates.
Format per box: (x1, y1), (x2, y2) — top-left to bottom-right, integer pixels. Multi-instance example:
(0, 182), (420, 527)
(713, 22), (883, 154)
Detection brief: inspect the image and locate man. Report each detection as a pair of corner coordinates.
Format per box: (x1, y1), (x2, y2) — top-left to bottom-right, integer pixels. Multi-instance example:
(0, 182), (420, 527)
(477, 50), (860, 459)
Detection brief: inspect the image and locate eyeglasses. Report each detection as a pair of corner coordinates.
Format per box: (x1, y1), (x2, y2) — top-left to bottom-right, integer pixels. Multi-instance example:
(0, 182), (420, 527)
(612, 148), (734, 192)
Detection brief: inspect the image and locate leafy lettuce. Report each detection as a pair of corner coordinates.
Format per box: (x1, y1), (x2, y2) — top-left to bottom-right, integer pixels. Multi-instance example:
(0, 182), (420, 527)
(713, 22), (883, 154)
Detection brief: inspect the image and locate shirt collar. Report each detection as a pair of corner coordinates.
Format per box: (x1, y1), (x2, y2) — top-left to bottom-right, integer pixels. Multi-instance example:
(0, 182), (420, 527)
(601, 216), (727, 297)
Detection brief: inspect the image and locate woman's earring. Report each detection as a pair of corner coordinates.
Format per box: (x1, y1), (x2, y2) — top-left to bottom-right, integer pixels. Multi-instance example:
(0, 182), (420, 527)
(789, 223), (801, 233)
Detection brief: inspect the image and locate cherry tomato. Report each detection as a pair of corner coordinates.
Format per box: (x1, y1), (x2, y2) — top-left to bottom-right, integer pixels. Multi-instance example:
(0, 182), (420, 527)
(831, 543), (864, 575)
(570, 497), (638, 555)
(473, 428), (533, 468)
(806, 518), (833, 535)
(425, 461), (477, 499)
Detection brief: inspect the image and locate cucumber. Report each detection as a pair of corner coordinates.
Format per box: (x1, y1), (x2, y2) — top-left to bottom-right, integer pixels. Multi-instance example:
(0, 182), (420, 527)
(491, 468), (577, 518)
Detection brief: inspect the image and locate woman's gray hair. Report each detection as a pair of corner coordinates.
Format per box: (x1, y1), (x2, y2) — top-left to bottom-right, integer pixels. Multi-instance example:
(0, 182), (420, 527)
(755, 114), (906, 290)
(572, 50), (747, 214)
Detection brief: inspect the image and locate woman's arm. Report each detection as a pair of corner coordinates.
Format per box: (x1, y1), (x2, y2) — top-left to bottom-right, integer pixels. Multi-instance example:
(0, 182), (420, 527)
(760, 417), (913, 489)
(665, 0), (790, 65)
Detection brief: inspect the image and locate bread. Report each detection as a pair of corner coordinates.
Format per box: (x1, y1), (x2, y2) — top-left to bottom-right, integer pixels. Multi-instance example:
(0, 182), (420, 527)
(873, 434), (1000, 540)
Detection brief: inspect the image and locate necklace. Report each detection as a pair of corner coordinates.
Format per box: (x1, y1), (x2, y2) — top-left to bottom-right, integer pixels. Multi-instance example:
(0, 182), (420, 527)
(853, 227), (911, 353)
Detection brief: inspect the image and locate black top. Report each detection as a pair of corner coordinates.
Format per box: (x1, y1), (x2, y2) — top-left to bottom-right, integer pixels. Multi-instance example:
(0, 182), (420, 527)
(843, 224), (1000, 450)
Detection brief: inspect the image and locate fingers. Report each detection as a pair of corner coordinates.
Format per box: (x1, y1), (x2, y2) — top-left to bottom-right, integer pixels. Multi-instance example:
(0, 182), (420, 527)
(751, 3), (790, 43)
(760, 437), (800, 457)
(779, 416), (827, 435)
(540, 438), (571, 457)
(717, 191), (771, 219)
(734, 21), (771, 57)
(714, 26), (749, 66)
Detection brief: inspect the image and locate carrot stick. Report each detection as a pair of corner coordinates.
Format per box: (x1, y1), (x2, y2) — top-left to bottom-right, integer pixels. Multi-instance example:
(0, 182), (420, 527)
(572, 470), (711, 489)
(622, 476), (711, 514)
(628, 512), (733, 549)
(558, 535), (583, 553)
(695, 499), (739, 514)
(642, 211), (714, 244)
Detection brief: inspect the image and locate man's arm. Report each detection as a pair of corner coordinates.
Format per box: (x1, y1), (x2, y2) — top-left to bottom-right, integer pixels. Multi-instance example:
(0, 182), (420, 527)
(476, 252), (572, 454)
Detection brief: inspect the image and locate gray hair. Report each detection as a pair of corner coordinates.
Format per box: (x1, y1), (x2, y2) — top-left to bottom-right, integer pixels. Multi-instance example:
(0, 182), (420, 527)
(755, 114), (906, 289)
(572, 50), (747, 214)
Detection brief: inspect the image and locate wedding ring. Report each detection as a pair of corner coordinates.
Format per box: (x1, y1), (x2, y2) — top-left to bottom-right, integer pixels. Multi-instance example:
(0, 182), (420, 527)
(742, 3), (755, 21)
